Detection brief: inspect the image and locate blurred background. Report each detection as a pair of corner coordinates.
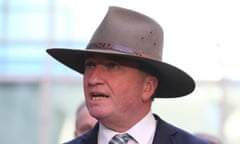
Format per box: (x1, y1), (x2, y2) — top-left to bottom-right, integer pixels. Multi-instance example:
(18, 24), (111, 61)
(0, 0), (240, 144)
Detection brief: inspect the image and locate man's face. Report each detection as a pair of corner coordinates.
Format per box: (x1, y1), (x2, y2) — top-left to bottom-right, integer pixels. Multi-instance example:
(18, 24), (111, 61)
(83, 54), (156, 130)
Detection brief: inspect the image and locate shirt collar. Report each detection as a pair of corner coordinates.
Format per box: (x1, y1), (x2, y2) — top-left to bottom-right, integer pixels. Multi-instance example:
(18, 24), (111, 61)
(98, 111), (156, 144)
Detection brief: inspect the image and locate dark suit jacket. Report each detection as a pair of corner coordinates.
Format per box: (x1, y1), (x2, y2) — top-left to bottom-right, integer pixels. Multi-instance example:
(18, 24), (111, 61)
(65, 114), (208, 144)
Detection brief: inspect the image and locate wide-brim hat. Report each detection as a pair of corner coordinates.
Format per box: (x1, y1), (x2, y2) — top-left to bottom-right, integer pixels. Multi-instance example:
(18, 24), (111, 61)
(47, 6), (195, 98)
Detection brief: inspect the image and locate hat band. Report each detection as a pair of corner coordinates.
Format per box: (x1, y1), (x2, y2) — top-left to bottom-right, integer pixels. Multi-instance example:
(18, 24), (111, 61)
(87, 42), (148, 57)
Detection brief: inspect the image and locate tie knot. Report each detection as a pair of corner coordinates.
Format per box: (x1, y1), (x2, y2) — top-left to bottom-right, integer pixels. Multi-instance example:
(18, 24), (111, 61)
(109, 133), (137, 144)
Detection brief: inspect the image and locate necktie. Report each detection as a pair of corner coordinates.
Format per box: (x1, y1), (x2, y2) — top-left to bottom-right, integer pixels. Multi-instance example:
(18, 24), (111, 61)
(109, 133), (138, 144)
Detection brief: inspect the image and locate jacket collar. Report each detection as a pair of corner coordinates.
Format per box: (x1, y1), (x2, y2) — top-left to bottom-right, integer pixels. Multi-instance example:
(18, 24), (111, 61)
(71, 114), (178, 144)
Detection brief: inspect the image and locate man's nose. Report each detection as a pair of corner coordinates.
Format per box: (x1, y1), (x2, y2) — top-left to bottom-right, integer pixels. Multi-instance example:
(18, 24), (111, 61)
(87, 65), (105, 85)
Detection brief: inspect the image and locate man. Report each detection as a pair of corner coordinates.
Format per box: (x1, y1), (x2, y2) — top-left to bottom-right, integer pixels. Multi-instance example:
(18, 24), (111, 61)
(47, 6), (208, 144)
(74, 102), (97, 137)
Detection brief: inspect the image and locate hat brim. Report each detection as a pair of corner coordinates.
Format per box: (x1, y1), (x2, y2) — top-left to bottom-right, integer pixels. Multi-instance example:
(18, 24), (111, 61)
(47, 48), (195, 98)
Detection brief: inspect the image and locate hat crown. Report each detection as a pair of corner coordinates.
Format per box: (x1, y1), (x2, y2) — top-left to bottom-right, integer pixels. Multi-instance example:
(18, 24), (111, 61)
(88, 6), (164, 60)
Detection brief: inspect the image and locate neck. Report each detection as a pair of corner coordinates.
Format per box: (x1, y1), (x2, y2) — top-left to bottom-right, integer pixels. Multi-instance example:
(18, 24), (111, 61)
(100, 108), (151, 132)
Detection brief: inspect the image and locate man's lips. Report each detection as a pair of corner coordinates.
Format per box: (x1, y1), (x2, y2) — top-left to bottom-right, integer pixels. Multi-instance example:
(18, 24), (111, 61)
(90, 92), (109, 100)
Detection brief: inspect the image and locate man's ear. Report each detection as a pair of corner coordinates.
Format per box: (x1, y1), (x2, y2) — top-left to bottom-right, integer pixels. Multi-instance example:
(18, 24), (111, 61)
(142, 76), (158, 101)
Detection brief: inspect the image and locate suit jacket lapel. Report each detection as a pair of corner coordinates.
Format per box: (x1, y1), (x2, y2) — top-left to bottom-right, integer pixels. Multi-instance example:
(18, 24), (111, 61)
(80, 123), (99, 144)
(152, 114), (177, 144)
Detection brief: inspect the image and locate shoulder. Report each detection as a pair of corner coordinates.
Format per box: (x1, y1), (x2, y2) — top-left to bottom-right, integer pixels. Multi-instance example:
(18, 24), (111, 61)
(63, 123), (99, 144)
(153, 114), (208, 144)
(173, 128), (208, 144)
(64, 136), (84, 144)
(63, 132), (92, 144)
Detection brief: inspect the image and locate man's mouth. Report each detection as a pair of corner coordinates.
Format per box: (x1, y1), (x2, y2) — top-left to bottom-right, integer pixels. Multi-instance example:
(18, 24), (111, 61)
(90, 92), (109, 100)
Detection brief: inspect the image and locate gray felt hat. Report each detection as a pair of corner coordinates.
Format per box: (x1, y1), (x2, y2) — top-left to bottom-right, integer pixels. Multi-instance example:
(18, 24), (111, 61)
(47, 6), (195, 98)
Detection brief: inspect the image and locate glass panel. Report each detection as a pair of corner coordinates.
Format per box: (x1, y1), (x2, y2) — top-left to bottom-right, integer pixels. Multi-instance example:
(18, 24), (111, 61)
(0, 13), (3, 38)
(8, 12), (48, 40)
(224, 85), (240, 144)
(54, 0), (100, 42)
(9, 0), (47, 9)
(153, 82), (223, 136)
(0, 45), (5, 56)
(5, 45), (45, 60)
(3, 62), (43, 76)
(50, 82), (84, 143)
(222, 49), (240, 81)
(0, 83), (39, 144)
(1, 45), (46, 76)
(54, 3), (73, 41)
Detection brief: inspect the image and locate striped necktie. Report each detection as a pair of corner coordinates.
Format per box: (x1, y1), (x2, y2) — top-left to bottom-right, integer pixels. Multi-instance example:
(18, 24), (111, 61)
(109, 133), (138, 144)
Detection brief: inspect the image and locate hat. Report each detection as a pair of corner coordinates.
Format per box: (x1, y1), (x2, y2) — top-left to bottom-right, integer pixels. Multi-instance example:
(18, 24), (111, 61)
(47, 6), (195, 98)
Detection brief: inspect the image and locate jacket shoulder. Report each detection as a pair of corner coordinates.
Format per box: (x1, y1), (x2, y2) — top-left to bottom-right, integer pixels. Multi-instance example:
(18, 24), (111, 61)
(153, 114), (208, 144)
(63, 135), (86, 144)
(63, 123), (99, 144)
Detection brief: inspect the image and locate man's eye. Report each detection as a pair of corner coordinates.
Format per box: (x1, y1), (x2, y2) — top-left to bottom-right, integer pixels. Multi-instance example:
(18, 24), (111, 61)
(106, 62), (119, 69)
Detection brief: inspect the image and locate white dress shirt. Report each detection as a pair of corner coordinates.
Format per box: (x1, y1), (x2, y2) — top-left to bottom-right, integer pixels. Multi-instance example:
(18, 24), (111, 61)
(98, 111), (156, 144)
